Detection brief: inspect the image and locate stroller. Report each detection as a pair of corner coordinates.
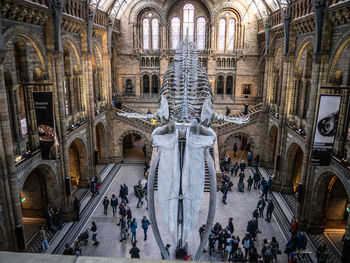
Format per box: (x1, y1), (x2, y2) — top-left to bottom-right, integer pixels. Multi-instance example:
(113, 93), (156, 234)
(77, 228), (89, 245)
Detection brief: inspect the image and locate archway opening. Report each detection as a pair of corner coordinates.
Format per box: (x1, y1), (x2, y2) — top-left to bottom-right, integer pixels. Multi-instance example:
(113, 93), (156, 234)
(311, 174), (349, 255)
(225, 134), (252, 165)
(122, 133), (146, 163)
(268, 126), (278, 169)
(95, 123), (106, 164)
(286, 144), (303, 193)
(68, 139), (88, 190)
(21, 167), (55, 244)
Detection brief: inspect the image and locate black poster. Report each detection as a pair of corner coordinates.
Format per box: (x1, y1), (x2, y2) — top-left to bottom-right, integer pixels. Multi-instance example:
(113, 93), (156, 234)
(33, 92), (59, 160)
(310, 95), (341, 166)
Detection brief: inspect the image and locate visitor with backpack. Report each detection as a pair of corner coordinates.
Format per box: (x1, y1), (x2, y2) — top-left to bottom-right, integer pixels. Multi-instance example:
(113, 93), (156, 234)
(261, 241), (274, 263)
(141, 216), (150, 241)
(242, 233), (253, 259)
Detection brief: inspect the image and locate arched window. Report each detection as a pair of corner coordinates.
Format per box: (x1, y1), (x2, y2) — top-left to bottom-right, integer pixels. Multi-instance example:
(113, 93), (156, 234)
(152, 75), (159, 94)
(152, 18), (159, 51)
(197, 17), (206, 50)
(171, 17), (181, 49)
(226, 76), (233, 94)
(183, 4), (194, 41)
(143, 18), (150, 50)
(143, 75), (150, 93)
(227, 19), (235, 51)
(217, 75), (224, 94)
(218, 19), (226, 51)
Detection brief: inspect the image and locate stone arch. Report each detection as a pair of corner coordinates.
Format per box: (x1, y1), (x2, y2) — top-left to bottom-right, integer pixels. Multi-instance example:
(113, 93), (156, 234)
(95, 122), (107, 163)
(62, 36), (82, 70)
(20, 164), (59, 242)
(68, 138), (89, 188)
(128, 1), (165, 24)
(118, 129), (150, 162)
(267, 125), (278, 167)
(284, 142), (304, 193)
(309, 167), (350, 233)
(164, 0), (214, 21)
(222, 132), (255, 160)
(328, 33), (350, 83)
(294, 40), (312, 72)
(3, 26), (47, 78)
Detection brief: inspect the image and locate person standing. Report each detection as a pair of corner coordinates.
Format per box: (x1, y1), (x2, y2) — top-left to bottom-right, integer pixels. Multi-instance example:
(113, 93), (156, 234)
(247, 176), (253, 191)
(63, 243), (74, 255)
(242, 233), (253, 259)
(271, 236), (279, 262)
(199, 225), (207, 252)
(126, 206), (132, 232)
(90, 221), (99, 246)
(239, 160), (246, 172)
(73, 241), (82, 256)
(255, 154), (260, 168)
(316, 244), (329, 263)
(228, 218), (234, 234)
(233, 142), (238, 157)
(129, 242), (140, 258)
(141, 216), (150, 241)
(225, 106), (231, 116)
(73, 197), (81, 221)
(142, 144), (147, 156)
(38, 225), (49, 252)
(253, 172), (260, 190)
(117, 203), (126, 226)
(257, 198), (266, 218)
(119, 184), (127, 205)
(162, 244), (171, 259)
(130, 218), (138, 243)
(56, 208), (63, 230)
(103, 196), (109, 215)
(243, 103), (249, 115)
(231, 162), (239, 176)
(110, 194), (118, 217)
(123, 183), (129, 203)
(247, 151), (253, 166)
(266, 200), (275, 223)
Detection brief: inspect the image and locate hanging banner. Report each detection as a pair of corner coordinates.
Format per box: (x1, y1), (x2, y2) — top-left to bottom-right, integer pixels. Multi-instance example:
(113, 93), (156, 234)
(310, 94), (342, 166)
(33, 92), (59, 160)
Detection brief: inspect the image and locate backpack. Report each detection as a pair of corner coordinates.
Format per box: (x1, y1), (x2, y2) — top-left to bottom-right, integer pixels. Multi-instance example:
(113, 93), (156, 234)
(264, 246), (273, 258)
(243, 238), (250, 248)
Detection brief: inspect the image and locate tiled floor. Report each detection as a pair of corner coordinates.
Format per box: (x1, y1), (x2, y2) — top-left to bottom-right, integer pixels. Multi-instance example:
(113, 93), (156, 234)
(75, 164), (287, 261)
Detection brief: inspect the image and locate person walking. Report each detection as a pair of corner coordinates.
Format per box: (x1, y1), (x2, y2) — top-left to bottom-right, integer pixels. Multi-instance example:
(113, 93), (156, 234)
(117, 203), (126, 226)
(243, 103), (249, 115)
(226, 106), (231, 117)
(119, 184), (127, 205)
(73, 197), (81, 221)
(119, 215), (127, 242)
(316, 244), (329, 263)
(228, 218), (234, 234)
(38, 225), (49, 252)
(90, 221), (99, 246)
(199, 224), (207, 252)
(141, 216), (150, 241)
(110, 194), (118, 217)
(73, 240), (82, 256)
(266, 200), (275, 223)
(123, 183), (129, 203)
(233, 142), (238, 157)
(255, 154), (260, 168)
(142, 144), (147, 157)
(126, 206), (132, 232)
(162, 244), (171, 259)
(129, 241), (140, 258)
(261, 241), (274, 263)
(103, 196), (109, 215)
(135, 181), (144, 208)
(130, 218), (137, 243)
(221, 181), (229, 205)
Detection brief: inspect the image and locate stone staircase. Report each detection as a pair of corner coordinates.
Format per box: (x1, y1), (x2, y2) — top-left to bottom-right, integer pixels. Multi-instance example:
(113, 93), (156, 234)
(154, 148), (214, 192)
(212, 103), (263, 136)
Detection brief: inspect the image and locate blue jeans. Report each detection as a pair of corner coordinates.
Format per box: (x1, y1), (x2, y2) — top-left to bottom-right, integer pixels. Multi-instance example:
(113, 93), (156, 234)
(41, 239), (49, 251)
(137, 197), (143, 208)
(143, 227), (148, 240)
(92, 233), (98, 242)
(131, 231), (136, 243)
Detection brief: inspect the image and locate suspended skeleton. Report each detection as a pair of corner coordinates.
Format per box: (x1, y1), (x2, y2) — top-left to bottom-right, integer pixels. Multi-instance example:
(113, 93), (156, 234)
(118, 39), (249, 260)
